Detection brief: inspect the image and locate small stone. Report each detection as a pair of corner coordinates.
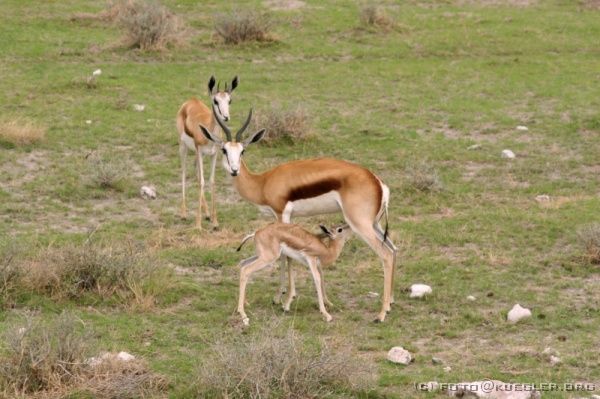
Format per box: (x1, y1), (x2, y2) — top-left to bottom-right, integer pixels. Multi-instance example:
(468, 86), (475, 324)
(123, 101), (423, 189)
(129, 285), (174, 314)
(467, 144), (482, 150)
(535, 194), (550, 203)
(432, 356), (443, 364)
(467, 295), (476, 301)
(367, 291), (379, 298)
(386, 346), (412, 365)
(542, 347), (559, 356)
(516, 125), (529, 131)
(409, 284), (432, 298)
(133, 104), (145, 112)
(550, 355), (561, 365)
(117, 351), (135, 362)
(501, 149), (516, 159)
(507, 303), (532, 323)
(92, 69), (102, 76)
(85, 120), (92, 125)
(443, 366), (452, 372)
(140, 185), (157, 199)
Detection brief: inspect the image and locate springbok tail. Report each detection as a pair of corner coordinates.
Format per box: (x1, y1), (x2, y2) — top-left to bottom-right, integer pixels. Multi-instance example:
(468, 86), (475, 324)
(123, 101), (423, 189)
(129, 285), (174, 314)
(236, 233), (255, 252)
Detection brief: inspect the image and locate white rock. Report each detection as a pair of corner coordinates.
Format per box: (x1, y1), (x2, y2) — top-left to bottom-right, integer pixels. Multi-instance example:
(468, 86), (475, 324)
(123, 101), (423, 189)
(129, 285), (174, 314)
(410, 283), (432, 298)
(386, 346), (412, 365)
(535, 195), (550, 203)
(542, 347), (559, 356)
(17, 327), (27, 335)
(516, 125), (529, 131)
(117, 351), (135, 362)
(367, 291), (379, 298)
(468, 144), (482, 150)
(443, 366), (452, 372)
(133, 104), (145, 112)
(140, 185), (157, 199)
(467, 295), (476, 301)
(501, 149), (516, 159)
(507, 304), (532, 323)
(85, 120), (92, 125)
(92, 69), (102, 76)
(549, 355), (560, 365)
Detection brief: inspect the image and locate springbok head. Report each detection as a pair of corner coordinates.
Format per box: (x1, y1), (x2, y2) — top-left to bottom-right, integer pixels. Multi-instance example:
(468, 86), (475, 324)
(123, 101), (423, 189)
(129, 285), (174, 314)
(207, 75), (238, 122)
(319, 224), (353, 242)
(199, 106), (265, 177)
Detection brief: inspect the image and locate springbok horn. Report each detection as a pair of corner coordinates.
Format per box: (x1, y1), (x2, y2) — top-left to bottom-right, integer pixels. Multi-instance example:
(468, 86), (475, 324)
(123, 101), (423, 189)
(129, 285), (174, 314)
(212, 104), (232, 141)
(217, 81), (221, 92)
(225, 82), (229, 92)
(236, 108), (253, 142)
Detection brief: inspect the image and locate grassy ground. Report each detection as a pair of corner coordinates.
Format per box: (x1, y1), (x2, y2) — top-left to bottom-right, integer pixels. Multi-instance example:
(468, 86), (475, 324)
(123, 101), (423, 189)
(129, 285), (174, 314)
(1, 0), (599, 397)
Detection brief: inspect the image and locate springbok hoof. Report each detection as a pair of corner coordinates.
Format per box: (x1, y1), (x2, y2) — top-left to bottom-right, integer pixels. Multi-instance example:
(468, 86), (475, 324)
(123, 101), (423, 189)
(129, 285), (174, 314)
(242, 317), (250, 326)
(324, 314), (333, 322)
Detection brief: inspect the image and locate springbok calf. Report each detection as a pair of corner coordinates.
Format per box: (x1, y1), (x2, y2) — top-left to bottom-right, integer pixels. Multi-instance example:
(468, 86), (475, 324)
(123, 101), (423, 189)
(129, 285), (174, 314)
(176, 75), (238, 230)
(200, 108), (398, 322)
(236, 223), (353, 325)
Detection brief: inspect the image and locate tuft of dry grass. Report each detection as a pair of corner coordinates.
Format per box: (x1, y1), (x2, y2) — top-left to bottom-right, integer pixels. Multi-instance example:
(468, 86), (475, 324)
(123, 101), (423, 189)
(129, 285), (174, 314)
(0, 245), (21, 309)
(0, 312), (168, 398)
(0, 118), (46, 146)
(359, 4), (394, 31)
(113, 0), (186, 50)
(404, 160), (443, 192)
(196, 321), (371, 398)
(578, 223), (600, 264)
(253, 105), (312, 145)
(86, 154), (129, 191)
(214, 10), (275, 44)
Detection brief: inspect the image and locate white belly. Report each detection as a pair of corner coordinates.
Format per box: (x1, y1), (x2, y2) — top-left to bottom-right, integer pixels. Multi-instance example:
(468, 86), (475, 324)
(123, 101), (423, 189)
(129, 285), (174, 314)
(285, 191), (341, 220)
(280, 244), (309, 265)
(180, 133), (217, 155)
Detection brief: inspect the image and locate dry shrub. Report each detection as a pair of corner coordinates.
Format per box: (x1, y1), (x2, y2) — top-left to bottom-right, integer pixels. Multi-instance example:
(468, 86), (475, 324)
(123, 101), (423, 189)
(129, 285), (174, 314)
(196, 321), (371, 398)
(359, 5), (394, 30)
(0, 312), (90, 395)
(254, 106), (312, 145)
(0, 313), (167, 398)
(404, 160), (443, 192)
(86, 154), (129, 191)
(214, 10), (274, 44)
(578, 223), (600, 264)
(0, 118), (46, 146)
(112, 0), (185, 50)
(20, 242), (171, 306)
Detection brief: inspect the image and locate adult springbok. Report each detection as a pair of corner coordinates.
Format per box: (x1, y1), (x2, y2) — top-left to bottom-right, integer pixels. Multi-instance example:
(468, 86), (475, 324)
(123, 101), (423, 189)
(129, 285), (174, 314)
(176, 75), (238, 230)
(236, 223), (353, 325)
(200, 107), (398, 322)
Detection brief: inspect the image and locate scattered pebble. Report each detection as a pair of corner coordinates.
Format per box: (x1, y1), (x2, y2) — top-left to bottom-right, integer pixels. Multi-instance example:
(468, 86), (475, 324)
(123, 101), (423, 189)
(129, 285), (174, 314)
(117, 351), (135, 362)
(409, 284), (432, 298)
(507, 304), (532, 323)
(140, 185), (157, 200)
(501, 149), (516, 159)
(133, 104), (146, 112)
(17, 327), (26, 335)
(535, 194), (550, 203)
(85, 120), (92, 125)
(467, 144), (482, 150)
(432, 356), (444, 365)
(516, 125), (529, 131)
(92, 69), (102, 76)
(387, 346), (412, 365)
(542, 347), (559, 356)
(367, 291), (379, 298)
(550, 355), (561, 365)
(467, 295), (476, 301)
(443, 366), (452, 372)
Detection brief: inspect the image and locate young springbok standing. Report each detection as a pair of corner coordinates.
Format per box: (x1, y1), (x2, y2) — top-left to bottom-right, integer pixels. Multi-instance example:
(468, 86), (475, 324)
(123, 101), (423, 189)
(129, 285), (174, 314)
(236, 223), (353, 325)
(200, 108), (398, 322)
(176, 75), (238, 229)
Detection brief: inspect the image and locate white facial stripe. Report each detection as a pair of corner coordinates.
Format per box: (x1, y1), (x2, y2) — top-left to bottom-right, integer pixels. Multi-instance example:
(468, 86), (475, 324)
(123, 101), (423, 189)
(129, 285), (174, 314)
(223, 142), (244, 174)
(213, 92), (231, 120)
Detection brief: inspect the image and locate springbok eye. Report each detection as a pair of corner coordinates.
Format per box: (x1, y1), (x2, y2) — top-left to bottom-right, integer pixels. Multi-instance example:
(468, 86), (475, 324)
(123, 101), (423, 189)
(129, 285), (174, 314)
(222, 148), (227, 154)
(214, 99), (219, 105)
(241, 149), (245, 155)
(337, 228), (343, 233)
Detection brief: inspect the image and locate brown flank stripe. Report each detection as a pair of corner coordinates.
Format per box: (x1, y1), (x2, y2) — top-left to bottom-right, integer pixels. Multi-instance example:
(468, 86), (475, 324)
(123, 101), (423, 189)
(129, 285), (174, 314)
(288, 178), (342, 202)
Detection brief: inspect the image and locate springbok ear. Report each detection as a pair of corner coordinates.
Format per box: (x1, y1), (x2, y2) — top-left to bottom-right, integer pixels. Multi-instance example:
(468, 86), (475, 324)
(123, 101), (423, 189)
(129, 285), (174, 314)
(229, 76), (239, 93)
(319, 225), (333, 237)
(208, 76), (216, 95)
(243, 129), (265, 146)
(199, 124), (221, 144)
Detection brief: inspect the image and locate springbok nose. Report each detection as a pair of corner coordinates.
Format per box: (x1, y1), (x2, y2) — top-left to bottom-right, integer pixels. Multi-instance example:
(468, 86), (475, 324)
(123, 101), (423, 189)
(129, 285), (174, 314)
(231, 169), (239, 176)
(223, 116), (230, 122)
